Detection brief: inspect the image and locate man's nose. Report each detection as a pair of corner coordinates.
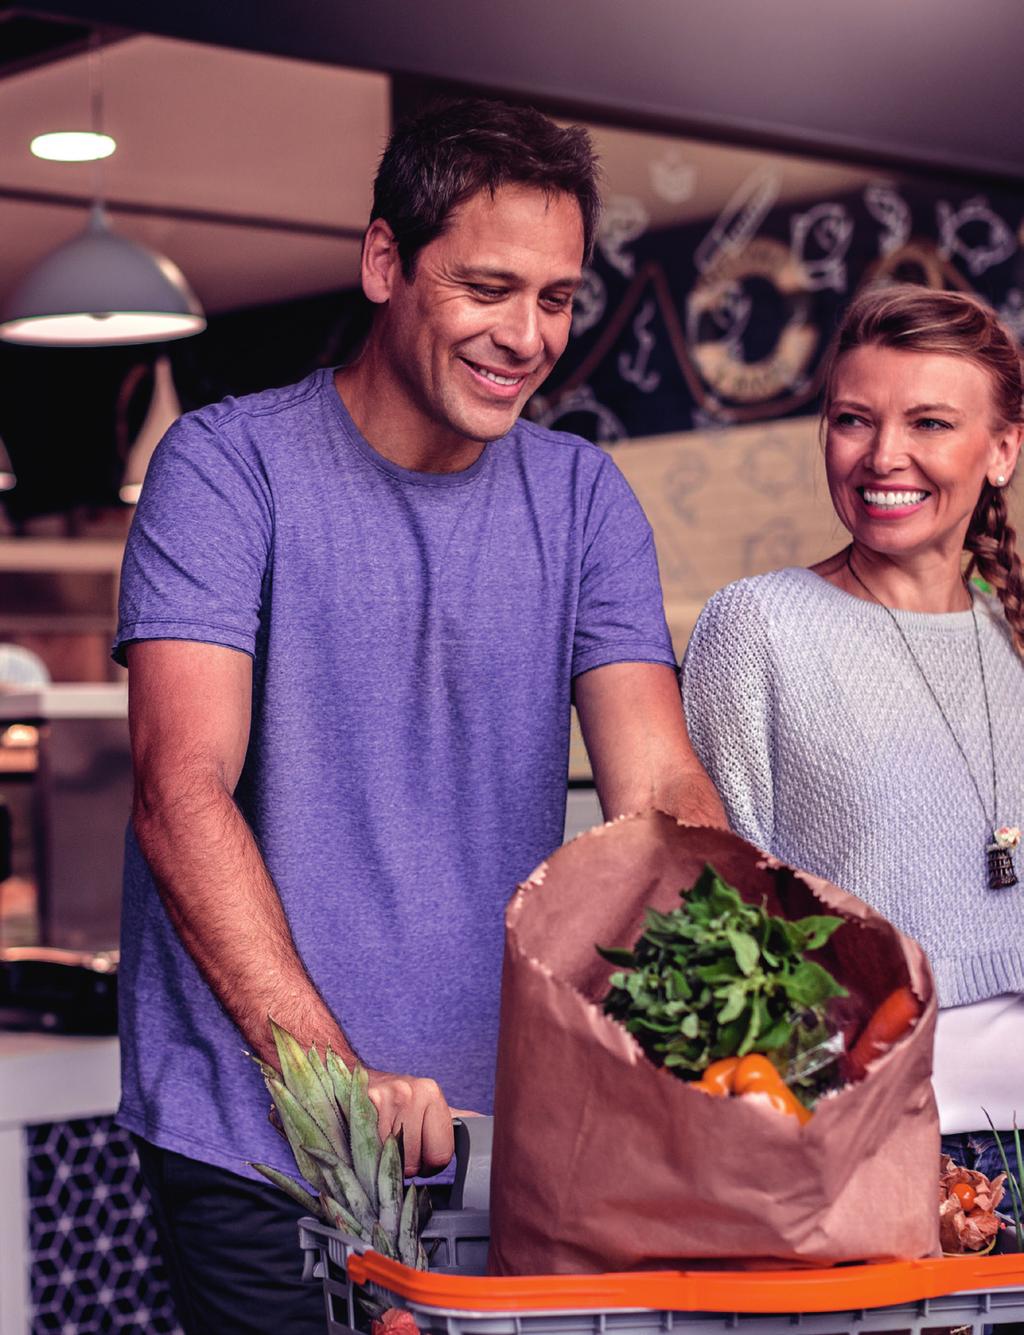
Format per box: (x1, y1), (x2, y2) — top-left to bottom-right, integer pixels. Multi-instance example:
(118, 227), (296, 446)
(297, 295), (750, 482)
(492, 297), (543, 361)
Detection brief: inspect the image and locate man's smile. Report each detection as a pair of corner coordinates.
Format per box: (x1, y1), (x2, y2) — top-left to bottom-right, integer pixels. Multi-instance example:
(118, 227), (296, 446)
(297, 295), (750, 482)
(459, 356), (530, 396)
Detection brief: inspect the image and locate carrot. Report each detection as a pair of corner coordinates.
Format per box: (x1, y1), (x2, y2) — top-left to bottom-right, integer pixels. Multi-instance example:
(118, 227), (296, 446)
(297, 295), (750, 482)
(847, 985), (921, 1079)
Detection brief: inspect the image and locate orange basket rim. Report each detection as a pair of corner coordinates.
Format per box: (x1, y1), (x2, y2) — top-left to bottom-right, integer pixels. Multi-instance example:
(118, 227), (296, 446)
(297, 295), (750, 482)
(345, 1250), (1024, 1314)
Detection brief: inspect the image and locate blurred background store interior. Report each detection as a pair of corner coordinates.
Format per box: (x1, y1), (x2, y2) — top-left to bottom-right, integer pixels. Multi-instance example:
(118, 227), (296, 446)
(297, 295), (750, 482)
(2, 0), (1024, 940)
(1, 4), (1024, 1331)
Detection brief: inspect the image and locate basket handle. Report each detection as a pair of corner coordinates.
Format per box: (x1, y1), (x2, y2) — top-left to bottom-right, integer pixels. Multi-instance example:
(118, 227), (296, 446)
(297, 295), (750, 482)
(449, 1115), (493, 1211)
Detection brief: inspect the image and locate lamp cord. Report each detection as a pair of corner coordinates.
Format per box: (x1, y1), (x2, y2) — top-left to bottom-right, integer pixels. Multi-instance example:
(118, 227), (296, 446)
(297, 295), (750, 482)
(88, 33), (105, 209)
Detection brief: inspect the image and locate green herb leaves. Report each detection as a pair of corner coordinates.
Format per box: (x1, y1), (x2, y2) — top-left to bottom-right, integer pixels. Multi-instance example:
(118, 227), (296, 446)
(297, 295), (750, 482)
(599, 866), (847, 1079)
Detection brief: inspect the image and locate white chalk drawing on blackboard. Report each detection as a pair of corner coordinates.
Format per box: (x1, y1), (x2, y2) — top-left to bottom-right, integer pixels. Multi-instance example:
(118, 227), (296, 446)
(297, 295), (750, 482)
(571, 266), (607, 338)
(650, 150), (696, 205)
(743, 517), (802, 575)
(997, 290), (1024, 342)
(693, 167), (781, 276)
(705, 281), (753, 360)
(617, 298), (661, 393)
(530, 384), (627, 444)
(790, 203), (854, 293)
(937, 196), (1017, 277)
(597, 195), (649, 278)
(864, 183), (912, 257)
(690, 402), (733, 430)
(686, 238), (816, 407)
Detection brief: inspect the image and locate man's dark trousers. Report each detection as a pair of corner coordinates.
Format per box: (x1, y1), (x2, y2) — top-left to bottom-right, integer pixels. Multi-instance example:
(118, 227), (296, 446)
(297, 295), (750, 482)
(134, 1137), (324, 1334)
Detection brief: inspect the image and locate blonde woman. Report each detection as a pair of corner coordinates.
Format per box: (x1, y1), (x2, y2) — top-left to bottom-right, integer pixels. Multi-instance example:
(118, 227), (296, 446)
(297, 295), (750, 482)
(682, 284), (1024, 1189)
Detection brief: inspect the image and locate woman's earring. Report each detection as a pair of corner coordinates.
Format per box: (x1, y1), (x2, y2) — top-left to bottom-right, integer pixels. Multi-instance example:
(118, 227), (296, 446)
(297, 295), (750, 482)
(995, 475), (1007, 486)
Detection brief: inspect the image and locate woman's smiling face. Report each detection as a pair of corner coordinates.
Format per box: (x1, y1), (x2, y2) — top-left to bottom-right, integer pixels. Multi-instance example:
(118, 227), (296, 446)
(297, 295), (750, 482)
(825, 344), (1020, 562)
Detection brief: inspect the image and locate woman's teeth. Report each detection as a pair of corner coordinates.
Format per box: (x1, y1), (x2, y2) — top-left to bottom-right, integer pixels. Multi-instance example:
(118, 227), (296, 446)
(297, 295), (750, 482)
(861, 489), (929, 508)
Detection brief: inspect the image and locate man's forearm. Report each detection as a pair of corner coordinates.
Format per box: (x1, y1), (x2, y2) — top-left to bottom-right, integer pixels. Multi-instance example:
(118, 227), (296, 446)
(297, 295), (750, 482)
(133, 776), (357, 1067)
(656, 762), (728, 830)
(576, 663), (728, 831)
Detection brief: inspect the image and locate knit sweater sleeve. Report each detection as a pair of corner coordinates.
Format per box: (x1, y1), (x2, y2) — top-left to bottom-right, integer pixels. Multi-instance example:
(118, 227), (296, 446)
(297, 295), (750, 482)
(681, 581), (777, 853)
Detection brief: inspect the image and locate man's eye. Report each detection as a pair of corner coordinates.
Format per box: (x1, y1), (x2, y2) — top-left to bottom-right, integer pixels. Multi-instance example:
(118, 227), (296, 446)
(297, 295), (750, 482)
(542, 294), (572, 312)
(470, 285), (506, 300)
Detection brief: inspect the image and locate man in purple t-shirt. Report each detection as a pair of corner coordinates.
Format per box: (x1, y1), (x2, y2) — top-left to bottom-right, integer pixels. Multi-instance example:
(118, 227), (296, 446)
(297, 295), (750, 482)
(117, 98), (724, 1331)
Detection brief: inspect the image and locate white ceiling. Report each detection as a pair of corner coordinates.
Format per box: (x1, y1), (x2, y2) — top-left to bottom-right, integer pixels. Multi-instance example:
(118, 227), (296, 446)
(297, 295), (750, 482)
(0, 31), (884, 320)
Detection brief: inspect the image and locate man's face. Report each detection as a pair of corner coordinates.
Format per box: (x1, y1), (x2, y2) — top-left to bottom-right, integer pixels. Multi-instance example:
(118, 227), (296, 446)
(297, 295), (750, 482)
(375, 183), (584, 450)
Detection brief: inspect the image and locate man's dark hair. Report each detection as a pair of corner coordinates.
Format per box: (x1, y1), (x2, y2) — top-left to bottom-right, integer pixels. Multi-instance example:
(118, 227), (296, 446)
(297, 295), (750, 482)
(371, 97), (601, 277)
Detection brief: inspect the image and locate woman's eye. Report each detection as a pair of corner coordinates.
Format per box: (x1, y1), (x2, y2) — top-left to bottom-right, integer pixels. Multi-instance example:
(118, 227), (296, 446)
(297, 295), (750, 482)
(916, 417), (952, 431)
(833, 412), (864, 428)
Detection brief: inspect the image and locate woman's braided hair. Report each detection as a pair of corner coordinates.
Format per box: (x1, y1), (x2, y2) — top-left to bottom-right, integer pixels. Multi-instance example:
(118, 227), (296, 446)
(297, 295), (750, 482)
(821, 283), (1024, 655)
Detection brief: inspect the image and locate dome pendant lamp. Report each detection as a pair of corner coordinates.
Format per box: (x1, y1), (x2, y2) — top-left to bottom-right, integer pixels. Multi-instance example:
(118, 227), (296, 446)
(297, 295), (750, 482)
(0, 204), (205, 346)
(0, 39), (205, 347)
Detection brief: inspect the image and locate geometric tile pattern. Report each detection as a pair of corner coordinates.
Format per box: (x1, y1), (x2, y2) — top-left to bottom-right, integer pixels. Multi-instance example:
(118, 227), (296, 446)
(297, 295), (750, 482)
(25, 1117), (183, 1334)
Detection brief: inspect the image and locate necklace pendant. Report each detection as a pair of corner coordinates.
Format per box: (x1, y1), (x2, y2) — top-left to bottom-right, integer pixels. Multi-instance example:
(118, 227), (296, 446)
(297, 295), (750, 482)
(987, 827), (1021, 889)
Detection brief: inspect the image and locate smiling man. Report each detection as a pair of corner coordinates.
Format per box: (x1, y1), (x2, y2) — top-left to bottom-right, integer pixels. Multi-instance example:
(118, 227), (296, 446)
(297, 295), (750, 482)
(115, 99), (724, 1332)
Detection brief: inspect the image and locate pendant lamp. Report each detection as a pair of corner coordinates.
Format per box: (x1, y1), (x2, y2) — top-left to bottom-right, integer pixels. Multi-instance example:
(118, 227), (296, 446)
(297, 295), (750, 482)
(0, 203), (205, 347)
(0, 38), (205, 348)
(0, 436), (15, 491)
(120, 354), (181, 503)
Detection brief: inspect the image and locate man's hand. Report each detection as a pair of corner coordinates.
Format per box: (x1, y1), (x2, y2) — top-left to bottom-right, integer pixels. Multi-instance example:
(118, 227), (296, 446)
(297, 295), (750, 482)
(575, 661), (727, 828)
(366, 1070), (457, 1176)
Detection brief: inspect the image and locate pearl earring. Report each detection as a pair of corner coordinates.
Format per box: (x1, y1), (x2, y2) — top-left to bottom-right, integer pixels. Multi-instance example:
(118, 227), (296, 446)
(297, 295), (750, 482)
(995, 475), (1007, 486)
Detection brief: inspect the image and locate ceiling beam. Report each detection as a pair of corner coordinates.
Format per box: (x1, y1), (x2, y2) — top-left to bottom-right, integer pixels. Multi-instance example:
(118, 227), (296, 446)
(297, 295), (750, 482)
(0, 184), (365, 240)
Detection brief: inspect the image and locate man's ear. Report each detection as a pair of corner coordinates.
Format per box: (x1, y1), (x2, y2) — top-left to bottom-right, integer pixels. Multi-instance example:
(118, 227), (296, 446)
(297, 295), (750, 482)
(361, 219), (401, 305)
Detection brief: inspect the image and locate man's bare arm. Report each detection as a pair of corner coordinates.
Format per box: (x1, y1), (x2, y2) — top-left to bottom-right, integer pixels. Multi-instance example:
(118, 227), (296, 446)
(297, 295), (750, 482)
(126, 639), (456, 1173)
(574, 661), (727, 827)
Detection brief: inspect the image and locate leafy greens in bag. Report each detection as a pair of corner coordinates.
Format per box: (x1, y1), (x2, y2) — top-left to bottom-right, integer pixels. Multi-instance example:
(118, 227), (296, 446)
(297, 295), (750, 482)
(599, 865), (847, 1090)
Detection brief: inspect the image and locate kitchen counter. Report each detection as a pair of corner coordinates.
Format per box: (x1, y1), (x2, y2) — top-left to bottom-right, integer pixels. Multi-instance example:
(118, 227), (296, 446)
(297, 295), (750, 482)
(0, 1032), (119, 1335)
(0, 1032), (180, 1335)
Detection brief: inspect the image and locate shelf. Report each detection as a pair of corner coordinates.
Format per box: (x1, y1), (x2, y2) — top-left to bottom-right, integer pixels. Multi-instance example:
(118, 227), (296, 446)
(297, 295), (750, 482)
(0, 539), (124, 574)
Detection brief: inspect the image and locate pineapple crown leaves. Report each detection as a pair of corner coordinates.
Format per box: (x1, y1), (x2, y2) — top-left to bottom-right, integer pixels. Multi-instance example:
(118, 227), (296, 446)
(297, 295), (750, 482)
(598, 865), (848, 1080)
(249, 1019), (426, 1269)
(268, 1018), (351, 1166)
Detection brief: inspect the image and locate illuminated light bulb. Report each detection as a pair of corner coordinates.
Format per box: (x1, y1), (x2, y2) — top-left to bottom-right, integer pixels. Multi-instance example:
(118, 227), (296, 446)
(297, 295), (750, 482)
(31, 131), (116, 162)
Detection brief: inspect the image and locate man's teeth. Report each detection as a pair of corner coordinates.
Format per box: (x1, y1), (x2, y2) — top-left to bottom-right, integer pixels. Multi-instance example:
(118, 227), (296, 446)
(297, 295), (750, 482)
(469, 362), (520, 386)
(862, 489), (929, 508)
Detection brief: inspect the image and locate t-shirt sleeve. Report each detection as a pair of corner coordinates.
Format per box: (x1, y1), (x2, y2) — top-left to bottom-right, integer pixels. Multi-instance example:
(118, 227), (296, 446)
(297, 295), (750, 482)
(113, 412), (273, 666)
(571, 454), (676, 680)
(680, 582), (776, 852)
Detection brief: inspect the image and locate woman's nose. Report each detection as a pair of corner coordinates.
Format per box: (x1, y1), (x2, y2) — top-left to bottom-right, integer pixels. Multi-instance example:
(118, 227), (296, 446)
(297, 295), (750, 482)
(865, 422), (910, 473)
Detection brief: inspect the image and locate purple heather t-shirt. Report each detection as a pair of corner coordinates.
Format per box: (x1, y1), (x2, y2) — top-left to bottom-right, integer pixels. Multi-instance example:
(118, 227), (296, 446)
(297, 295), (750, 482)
(114, 368), (674, 1180)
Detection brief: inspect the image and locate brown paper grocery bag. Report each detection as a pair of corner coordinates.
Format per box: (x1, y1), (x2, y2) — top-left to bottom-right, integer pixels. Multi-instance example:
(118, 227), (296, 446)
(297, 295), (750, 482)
(488, 812), (939, 1275)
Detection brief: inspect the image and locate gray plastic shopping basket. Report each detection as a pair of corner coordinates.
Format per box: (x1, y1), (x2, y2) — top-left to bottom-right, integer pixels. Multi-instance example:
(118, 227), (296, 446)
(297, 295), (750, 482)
(298, 1118), (1024, 1335)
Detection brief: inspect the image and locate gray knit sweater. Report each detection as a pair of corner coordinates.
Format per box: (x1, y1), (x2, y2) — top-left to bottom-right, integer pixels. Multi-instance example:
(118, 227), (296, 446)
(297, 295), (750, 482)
(681, 567), (1024, 1009)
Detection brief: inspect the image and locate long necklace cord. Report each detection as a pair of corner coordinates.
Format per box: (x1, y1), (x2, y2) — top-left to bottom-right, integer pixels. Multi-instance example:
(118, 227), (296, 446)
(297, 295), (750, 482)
(843, 552), (1019, 897)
